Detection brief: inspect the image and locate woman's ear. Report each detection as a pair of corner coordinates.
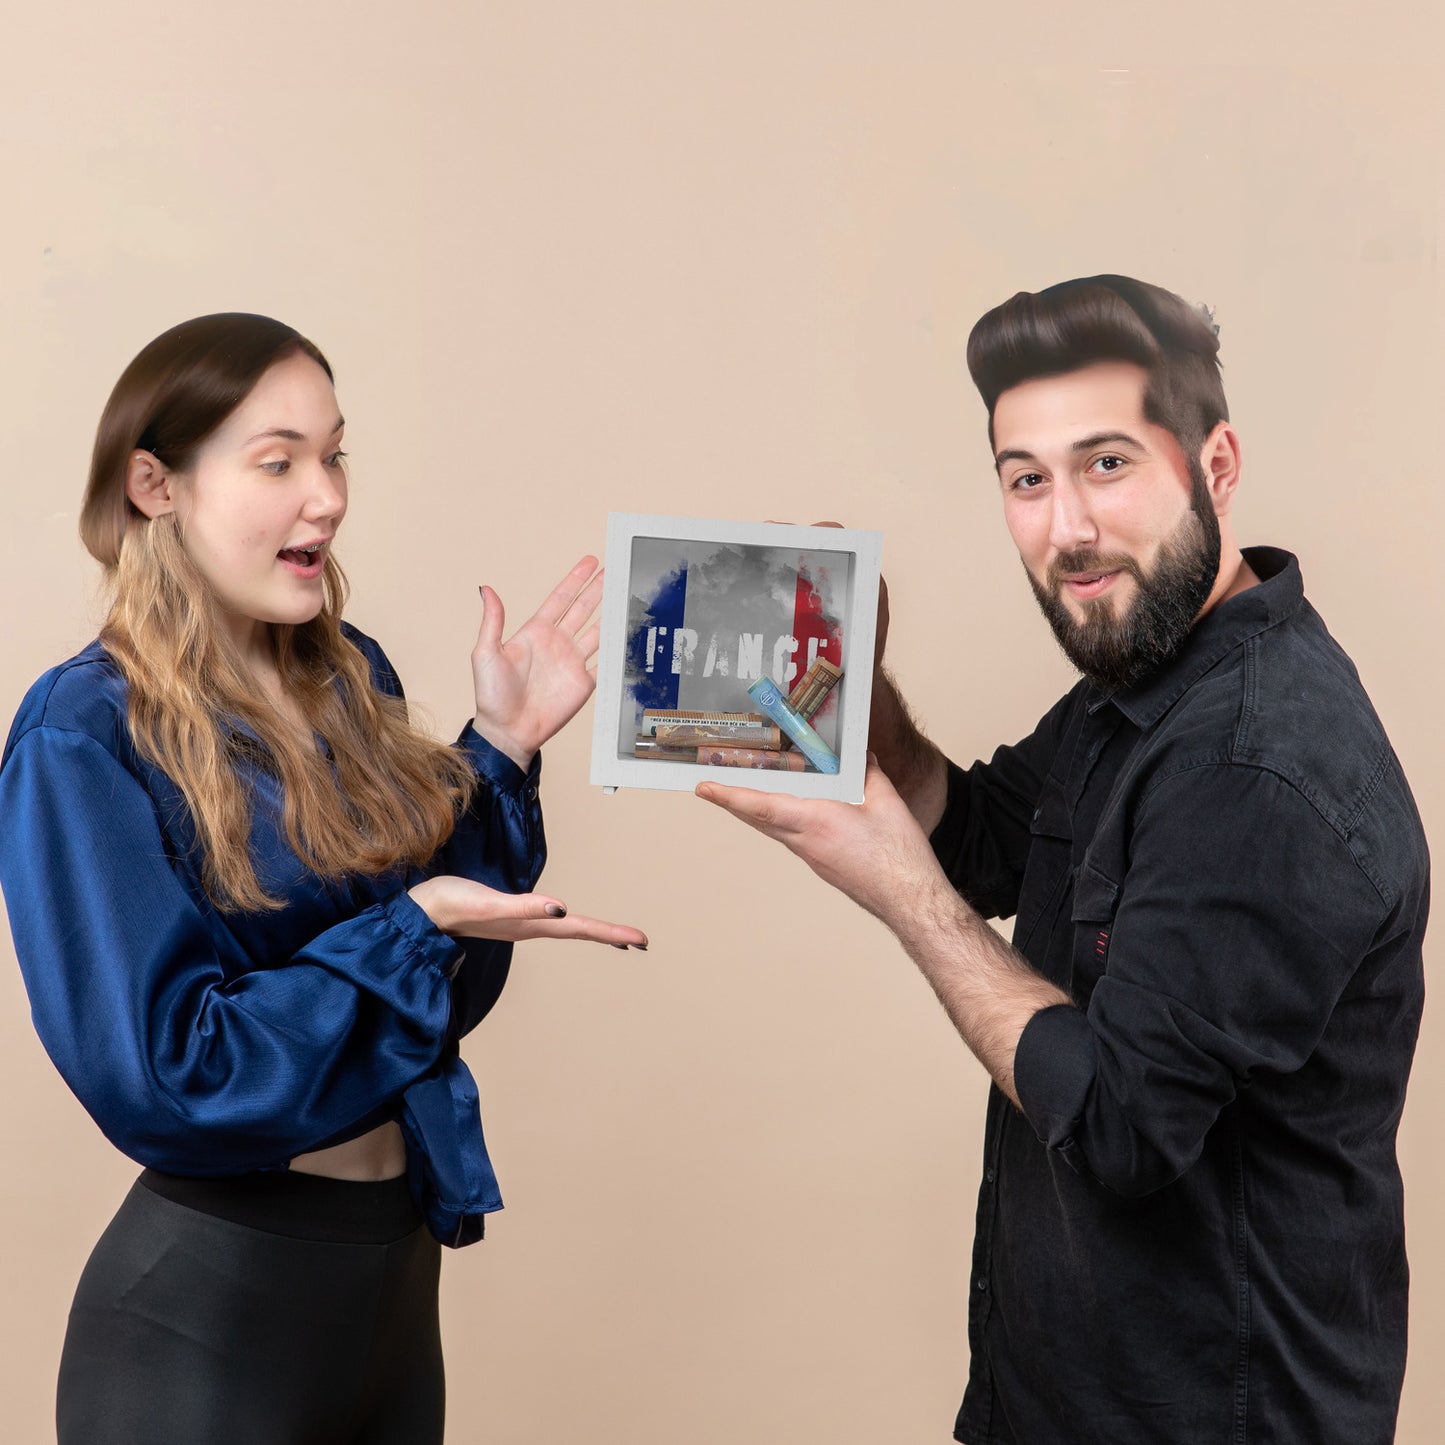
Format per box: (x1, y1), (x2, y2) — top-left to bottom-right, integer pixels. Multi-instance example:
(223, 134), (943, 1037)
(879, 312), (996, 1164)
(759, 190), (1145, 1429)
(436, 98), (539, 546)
(125, 450), (176, 519)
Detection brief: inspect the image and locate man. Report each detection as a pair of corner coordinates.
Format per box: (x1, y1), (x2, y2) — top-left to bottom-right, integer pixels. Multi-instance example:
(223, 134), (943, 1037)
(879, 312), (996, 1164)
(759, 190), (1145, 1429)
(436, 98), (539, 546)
(698, 275), (1428, 1444)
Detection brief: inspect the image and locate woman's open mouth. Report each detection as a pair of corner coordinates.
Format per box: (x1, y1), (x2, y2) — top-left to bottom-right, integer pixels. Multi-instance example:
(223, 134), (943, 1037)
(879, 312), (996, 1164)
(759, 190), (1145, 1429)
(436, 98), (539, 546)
(277, 541), (328, 577)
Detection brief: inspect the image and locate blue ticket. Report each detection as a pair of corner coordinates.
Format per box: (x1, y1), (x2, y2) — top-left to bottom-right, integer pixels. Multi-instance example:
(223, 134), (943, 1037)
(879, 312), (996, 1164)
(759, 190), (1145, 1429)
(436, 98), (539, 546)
(746, 676), (840, 774)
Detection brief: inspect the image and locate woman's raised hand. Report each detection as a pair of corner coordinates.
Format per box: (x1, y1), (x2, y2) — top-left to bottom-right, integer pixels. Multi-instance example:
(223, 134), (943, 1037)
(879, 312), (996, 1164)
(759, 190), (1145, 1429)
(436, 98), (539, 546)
(470, 556), (605, 771)
(409, 876), (648, 949)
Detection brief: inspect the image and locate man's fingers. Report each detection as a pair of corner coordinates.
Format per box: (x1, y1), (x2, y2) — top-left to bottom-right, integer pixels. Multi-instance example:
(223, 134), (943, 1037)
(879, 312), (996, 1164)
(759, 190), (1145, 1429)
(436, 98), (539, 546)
(862, 752), (912, 815)
(695, 780), (794, 837)
(862, 754), (895, 803)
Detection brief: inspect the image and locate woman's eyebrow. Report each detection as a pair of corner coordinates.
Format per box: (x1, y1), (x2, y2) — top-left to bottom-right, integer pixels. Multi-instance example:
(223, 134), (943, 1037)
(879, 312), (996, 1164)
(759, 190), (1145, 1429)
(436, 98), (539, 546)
(243, 417), (346, 446)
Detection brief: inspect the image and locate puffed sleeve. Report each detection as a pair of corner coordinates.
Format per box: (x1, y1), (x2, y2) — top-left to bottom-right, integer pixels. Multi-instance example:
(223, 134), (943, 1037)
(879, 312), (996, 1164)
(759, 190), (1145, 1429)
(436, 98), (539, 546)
(344, 625), (547, 1037)
(430, 722), (546, 1035)
(0, 723), (461, 1173)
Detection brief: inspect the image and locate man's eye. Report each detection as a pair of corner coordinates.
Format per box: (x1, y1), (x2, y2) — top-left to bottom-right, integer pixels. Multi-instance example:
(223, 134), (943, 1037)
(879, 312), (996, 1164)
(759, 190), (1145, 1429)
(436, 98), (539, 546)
(260, 460), (290, 475)
(1011, 473), (1045, 491)
(1094, 455), (1126, 474)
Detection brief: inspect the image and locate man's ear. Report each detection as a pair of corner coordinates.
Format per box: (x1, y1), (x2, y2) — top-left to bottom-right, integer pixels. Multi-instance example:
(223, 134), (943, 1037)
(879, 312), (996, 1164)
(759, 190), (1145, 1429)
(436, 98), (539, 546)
(1197, 422), (1242, 517)
(125, 450), (176, 519)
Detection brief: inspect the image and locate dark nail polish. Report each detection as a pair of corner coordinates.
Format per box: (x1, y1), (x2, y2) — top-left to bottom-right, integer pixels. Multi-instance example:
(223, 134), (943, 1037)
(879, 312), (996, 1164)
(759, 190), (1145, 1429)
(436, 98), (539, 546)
(544, 904), (566, 918)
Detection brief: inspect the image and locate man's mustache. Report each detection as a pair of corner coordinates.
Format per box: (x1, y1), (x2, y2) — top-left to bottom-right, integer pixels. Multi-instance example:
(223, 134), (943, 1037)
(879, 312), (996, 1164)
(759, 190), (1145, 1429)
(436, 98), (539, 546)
(1046, 551), (1144, 591)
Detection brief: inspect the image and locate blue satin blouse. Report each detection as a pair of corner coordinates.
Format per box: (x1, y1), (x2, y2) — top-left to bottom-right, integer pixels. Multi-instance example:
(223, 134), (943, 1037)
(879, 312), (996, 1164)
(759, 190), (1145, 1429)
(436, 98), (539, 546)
(0, 623), (545, 1247)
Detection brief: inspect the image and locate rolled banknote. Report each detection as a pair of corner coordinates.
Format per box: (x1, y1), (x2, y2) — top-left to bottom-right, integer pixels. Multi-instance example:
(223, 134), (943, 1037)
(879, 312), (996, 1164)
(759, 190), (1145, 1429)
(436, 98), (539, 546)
(697, 745), (806, 771)
(653, 722), (782, 749)
(787, 657), (842, 722)
(746, 676), (840, 774)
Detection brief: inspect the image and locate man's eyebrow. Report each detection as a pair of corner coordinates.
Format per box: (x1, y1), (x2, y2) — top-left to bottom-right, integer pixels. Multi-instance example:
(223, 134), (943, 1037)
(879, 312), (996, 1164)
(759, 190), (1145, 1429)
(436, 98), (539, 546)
(993, 430), (1146, 471)
(244, 417), (345, 445)
(993, 446), (1038, 471)
(1070, 430), (1144, 454)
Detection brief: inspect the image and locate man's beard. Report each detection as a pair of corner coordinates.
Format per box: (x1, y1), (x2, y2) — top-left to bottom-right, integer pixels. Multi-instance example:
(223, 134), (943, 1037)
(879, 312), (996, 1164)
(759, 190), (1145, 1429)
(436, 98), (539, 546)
(1025, 464), (1222, 691)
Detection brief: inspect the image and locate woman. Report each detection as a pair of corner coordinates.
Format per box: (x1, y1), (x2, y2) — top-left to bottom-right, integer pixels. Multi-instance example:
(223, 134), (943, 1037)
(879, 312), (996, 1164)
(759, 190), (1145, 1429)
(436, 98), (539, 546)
(0, 313), (645, 1443)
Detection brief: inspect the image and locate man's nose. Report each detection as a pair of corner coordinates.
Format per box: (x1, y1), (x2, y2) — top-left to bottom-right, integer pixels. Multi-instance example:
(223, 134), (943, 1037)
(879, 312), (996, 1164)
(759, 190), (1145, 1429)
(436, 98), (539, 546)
(1047, 478), (1097, 555)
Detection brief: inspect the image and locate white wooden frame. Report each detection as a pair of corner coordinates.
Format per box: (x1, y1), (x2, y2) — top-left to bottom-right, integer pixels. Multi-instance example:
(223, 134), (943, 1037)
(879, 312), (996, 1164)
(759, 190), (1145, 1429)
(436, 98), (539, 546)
(589, 513), (882, 803)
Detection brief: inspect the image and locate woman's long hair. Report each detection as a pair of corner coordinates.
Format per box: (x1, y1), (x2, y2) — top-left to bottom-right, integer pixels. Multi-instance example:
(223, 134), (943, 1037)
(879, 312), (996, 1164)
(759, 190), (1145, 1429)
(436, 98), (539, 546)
(80, 314), (476, 913)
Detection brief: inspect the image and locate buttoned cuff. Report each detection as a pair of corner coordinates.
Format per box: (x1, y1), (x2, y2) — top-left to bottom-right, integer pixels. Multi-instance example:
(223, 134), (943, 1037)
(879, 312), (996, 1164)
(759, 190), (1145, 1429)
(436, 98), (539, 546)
(927, 758), (971, 869)
(379, 889), (467, 980)
(457, 722), (543, 798)
(1014, 1002), (1094, 1158)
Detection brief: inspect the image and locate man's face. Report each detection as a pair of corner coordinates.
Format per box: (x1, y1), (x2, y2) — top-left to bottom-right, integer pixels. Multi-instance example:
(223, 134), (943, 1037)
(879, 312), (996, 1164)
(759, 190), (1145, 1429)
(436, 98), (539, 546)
(991, 360), (1221, 690)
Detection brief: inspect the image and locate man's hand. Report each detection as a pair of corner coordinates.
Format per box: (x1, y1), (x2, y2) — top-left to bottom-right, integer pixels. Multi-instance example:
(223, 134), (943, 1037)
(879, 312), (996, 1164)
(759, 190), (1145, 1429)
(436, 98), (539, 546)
(775, 520), (938, 827)
(695, 755), (944, 929)
(696, 757), (1068, 1105)
(787, 519), (889, 671)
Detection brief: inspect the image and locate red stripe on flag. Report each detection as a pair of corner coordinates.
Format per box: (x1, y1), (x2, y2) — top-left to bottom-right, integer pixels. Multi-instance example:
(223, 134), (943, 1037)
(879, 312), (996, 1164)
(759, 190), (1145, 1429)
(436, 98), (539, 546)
(790, 564), (843, 694)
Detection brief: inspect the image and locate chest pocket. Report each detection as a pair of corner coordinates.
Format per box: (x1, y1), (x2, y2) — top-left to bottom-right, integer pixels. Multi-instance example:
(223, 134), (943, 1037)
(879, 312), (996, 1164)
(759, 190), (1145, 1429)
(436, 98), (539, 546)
(1069, 859), (1120, 1004)
(1013, 782), (1074, 957)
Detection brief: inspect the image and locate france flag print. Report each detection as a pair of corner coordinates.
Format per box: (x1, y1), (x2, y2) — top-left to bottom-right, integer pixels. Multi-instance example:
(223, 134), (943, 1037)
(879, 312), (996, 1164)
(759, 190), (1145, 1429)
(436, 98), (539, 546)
(619, 535), (850, 758)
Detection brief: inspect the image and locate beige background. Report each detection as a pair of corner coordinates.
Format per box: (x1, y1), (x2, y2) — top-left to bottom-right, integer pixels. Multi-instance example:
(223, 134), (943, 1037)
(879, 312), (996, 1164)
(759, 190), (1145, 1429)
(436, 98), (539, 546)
(1, 5), (1440, 1442)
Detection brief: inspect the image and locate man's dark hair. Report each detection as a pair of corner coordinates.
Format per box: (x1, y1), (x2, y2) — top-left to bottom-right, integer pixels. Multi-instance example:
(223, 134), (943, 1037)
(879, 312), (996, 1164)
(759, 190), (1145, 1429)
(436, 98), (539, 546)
(966, 275), (1227, 459)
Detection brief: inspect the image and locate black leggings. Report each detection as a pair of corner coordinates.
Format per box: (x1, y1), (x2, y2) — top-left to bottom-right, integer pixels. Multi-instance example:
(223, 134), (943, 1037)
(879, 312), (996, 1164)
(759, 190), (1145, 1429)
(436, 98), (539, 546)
(57, 1169), (445, 1445)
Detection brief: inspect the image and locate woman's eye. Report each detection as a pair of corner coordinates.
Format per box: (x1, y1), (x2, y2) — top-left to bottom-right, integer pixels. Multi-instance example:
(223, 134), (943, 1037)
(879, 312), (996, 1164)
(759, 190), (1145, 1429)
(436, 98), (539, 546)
(326, 450), (348, 468)
(260, 459), (290, 476)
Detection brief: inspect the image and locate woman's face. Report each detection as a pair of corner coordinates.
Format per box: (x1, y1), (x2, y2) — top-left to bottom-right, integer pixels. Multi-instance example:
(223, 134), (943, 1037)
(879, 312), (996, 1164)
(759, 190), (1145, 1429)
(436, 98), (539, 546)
(164, 352), (348, 654)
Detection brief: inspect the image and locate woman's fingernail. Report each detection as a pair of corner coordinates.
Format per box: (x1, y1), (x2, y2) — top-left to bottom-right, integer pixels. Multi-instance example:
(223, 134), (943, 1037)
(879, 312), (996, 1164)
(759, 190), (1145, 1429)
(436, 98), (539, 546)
(611, 943), (629, 950)
(545, 903), (566, 917)
(635, 944), (648, 952)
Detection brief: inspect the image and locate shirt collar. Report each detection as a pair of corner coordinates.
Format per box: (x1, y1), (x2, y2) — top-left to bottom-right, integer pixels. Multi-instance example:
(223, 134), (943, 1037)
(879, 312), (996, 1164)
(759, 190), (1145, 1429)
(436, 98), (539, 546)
(1090, 546), (1304, 730)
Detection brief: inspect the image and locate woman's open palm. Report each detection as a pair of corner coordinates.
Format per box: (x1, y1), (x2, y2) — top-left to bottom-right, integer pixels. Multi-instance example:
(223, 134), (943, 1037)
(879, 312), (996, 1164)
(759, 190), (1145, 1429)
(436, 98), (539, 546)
(470, 556), (604, 769)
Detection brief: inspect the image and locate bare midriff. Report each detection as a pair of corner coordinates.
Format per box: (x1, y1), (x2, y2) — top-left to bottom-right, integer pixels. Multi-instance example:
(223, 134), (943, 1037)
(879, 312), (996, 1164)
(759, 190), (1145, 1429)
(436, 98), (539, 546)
(289, 1120), (406, 1181)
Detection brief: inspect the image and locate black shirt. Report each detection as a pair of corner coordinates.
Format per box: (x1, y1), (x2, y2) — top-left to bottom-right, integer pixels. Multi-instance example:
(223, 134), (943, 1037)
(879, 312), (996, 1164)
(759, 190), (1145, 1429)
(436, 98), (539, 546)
(930, 548), (1428, 1445)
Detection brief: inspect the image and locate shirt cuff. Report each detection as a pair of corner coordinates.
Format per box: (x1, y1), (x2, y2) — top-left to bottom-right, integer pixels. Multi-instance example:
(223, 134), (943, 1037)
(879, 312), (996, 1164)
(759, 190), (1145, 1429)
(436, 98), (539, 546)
(1014, 1001), (1095, 1154)
(927, 758), (970, 867)
(379, 889), (467, 980)
(456, 722), (543, 797)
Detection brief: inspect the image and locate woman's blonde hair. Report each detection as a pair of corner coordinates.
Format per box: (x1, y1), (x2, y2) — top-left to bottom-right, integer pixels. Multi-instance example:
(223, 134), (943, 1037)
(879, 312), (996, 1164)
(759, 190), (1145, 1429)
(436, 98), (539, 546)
(81, 313), (476, 912)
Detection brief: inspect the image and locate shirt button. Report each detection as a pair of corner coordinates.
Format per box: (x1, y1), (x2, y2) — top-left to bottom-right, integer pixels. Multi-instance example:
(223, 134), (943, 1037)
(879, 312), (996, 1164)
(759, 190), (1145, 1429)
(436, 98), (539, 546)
(985, 1167), (996, 1184)
(1032, 808), (1041, 823)
(976, 1276), (989, 1293)
(525, 785), (538, 800)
